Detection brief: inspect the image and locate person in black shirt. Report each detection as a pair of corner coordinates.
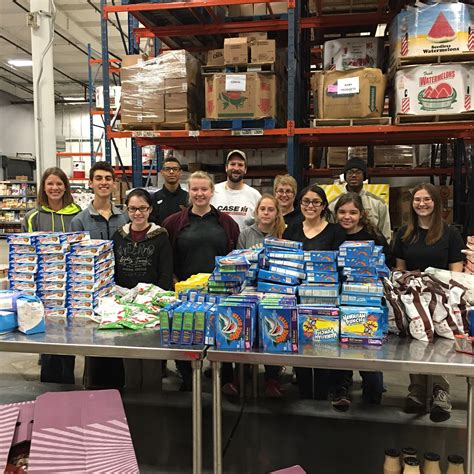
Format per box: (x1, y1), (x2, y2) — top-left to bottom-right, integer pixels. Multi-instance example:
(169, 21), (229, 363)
(113, 188), (173, 388)
(150, 157), (188, 225)
(333, 192), (389, 408)
(283, 184), (346, 402)
(274, 174), (302, 227)
(392, 183), (465, 422)
(163, 171), (239, 391)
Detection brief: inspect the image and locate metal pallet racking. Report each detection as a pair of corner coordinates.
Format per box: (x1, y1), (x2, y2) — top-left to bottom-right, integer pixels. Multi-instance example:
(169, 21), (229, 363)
(99, 0), (474, 229)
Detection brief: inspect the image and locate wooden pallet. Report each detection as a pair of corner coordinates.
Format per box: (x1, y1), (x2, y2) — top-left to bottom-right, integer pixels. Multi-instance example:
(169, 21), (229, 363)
(201, 117), (276, 130)
(395, 113), (474, 125)
(120, 121), (195, 131)
(312, 117), (392, 127)
(201, 63), (275, 75)
(394, 52), (474, 69)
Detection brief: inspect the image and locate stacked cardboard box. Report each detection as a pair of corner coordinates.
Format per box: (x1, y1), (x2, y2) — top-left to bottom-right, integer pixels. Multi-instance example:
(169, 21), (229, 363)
(121, 50), (202, 128)
(390, 2), (474, 121)
(312, 68), (387, 119)
(323, 37), (383, 71)
(227, 2), (287, 17)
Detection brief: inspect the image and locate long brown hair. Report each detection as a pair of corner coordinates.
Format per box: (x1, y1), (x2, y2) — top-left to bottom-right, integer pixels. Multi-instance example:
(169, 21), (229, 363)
(254, 194), (286, 238)
(38, 167), (74, 208)
(299, 184), (331, 221)
(402, 183), (444, 245)
(335, 192), (381, 238)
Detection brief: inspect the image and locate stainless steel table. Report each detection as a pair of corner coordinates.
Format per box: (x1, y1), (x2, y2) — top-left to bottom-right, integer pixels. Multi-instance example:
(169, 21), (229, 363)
(0, 324), (205, 474)
(208, 337), (474, 474)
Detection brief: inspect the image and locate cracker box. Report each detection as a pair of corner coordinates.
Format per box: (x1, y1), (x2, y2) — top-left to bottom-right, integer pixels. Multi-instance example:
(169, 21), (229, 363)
(216, 303), (255, 350)
(342, 281), (384, 296)
(298, 284), (339, 298)
(338, 240), (375, 258)
(305, 272), (339, 284)
(267, 250), (304, 261)
(303, 251), (337, 263)
(297, 306), (339, 344)
(258, 269), (300, 285)
(264, 237), (303, 250)
(259, 306), (298, 353)
(337, 256), (374, 268)
(305, 261), (337, 273)
(340, 306), (386, 344)
(340, 293), (383, 306)
(257, 281), (298, 295)
(390, 2), (474, 66)
(268, 258), (305, 271)
(268, 265), (306, 280)
(394, 64), (473, 116)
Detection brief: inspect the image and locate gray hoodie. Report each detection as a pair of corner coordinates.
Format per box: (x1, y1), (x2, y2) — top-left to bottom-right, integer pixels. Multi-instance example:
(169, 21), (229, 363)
(237, 223), (266, 249)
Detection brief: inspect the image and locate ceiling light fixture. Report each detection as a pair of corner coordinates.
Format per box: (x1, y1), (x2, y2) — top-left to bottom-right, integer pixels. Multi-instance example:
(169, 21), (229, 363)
(8, 59), (33, 67)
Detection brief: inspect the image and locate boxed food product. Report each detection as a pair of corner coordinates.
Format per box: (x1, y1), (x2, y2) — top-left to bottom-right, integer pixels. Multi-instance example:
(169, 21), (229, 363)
(251, 40), (276, 63)
(207, 49), (225, 66)
(259, 306), (297, 352)
(313, 68), (387, 119)
(224, 37), (248, 64)
(323, 37), (383, 71)
(340, 306), (386, 344)
(394, 64), (473, 116)
(297, 306), (340, 344)
(205, 72), (277, 119)
(390, 2), (474, 66)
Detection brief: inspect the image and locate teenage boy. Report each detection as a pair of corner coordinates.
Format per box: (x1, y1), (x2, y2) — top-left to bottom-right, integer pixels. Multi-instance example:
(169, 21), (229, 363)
(150, 157), (188, 225)
(70, 161), (128, 388)
(211, 150), (261, 230)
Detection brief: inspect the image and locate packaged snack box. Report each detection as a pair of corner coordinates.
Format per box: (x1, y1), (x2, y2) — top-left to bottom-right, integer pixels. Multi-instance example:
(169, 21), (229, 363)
(259, 305), (297, 353)
(297, 306), (339, 344)
(340, 306), (386, 344)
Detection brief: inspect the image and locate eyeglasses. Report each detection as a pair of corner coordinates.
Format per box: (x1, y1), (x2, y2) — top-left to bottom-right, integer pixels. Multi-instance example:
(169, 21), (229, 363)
(301, 198), (324, 208)
(413, 197), (433, 204)
(276, 189), (294, 196)
(346, 169), (364, 176)
(162, 167), (181, 173)
(127, 206), (150, 214)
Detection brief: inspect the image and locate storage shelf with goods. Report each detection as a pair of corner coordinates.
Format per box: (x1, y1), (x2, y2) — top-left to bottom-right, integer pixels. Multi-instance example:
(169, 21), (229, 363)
(99, 0), (473, 221)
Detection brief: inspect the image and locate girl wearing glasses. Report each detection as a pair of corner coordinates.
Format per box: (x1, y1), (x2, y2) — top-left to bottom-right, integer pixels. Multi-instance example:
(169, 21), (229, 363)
(112, 188), (173, 388)
(163, 171), (240, 391)
(283, 184), (346, 402)
(392, 183), (464, 422)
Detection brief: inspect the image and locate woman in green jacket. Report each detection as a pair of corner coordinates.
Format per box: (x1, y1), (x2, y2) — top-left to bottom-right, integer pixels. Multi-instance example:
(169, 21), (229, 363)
(22, 167), (81, 384)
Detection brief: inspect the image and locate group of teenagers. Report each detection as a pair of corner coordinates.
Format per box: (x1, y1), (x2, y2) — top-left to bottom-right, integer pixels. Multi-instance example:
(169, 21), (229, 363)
(24, 149), (465, 423)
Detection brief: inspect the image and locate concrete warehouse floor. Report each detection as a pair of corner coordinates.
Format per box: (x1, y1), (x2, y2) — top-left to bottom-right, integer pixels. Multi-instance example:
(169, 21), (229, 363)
(0, 351), (470, 473)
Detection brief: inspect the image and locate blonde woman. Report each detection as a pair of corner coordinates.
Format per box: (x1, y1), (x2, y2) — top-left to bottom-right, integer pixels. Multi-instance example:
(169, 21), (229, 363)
(237, 194), (285, 249)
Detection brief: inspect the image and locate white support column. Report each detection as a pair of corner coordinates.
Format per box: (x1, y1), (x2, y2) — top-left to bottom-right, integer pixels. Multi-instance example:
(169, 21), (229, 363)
(30, 0), (57, 180)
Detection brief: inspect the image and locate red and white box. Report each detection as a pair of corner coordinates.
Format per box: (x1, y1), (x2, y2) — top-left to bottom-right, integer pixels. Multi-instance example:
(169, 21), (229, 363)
(0, 390), (138, 473)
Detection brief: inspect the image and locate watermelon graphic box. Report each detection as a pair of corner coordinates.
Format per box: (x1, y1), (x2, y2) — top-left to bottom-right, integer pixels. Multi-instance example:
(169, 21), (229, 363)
(395, 64), (473, 116)
(390, 2), (474, 65)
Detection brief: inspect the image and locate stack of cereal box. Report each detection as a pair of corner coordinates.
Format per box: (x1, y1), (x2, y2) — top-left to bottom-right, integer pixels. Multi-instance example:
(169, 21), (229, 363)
(464, 236), (474, 274)
(226, 248), (263, 286)
(299, 250), (339, 306)
(256, 237), (304, 295)
(66, 239), (114, 323)
(208, 255), (249, 294)
(259, 294), (298, 353)
(338, 241), (388, 345)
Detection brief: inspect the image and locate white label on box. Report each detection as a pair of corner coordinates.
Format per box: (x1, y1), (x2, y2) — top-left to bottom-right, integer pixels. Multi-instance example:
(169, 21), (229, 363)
(225, 74), (246, 92)
(337, 77), (359, 94)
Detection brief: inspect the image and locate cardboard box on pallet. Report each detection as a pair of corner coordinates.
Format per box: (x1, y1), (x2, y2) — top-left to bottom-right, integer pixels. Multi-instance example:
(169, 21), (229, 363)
(205, 72), (277, 120)
(255, 2), (287, 15)
(207, 49), (225, 66)
(228, 4), (254, 16)
(323, 37), (383, 71)
(120, 50), (201, 127)
(239, 32), (268, 44)
(251, 40), (276, 63)
(0, 390), (138, 473)
(313, 68), (387, 119)
(390, 2), (474, 68)
(224, 37), (249, 64)
(394, 64), (474, 117)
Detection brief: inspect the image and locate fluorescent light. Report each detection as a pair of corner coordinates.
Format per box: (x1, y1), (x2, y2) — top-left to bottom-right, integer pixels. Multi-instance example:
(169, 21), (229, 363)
(63, 97), (84, 101)
(8, 59), (33, 67)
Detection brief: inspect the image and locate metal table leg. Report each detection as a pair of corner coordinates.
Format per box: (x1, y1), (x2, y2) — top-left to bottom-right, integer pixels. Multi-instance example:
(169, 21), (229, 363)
(213, 361), (223, 474)
(467, 377), (473, 473)
(192, 359), (202, 474)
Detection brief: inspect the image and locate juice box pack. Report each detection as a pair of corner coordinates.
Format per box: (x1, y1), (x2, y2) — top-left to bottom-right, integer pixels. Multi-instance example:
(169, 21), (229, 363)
(340, 306), (387, 345)
(390, 2), (474, 66)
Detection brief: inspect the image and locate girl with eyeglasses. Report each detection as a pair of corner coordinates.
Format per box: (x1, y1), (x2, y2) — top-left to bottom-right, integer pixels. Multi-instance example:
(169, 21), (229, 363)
(112, 188), (173, 388)
(392, 183), (465, 422)
(283, 184), (346, 403)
